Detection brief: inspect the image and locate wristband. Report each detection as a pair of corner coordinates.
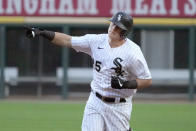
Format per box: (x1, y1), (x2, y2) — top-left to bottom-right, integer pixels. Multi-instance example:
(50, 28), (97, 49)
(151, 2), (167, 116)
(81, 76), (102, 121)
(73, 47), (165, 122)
(122, 80), (138, 89)
(40, 30), (55, 41)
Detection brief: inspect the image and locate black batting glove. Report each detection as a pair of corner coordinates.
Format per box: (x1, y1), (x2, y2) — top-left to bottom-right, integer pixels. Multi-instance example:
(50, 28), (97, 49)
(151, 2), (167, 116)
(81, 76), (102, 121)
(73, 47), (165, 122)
(111, 76), (138, 89)
(25, 26), (55, 41)
(25, 26), (43, 38)
(111, 76), (125, 89)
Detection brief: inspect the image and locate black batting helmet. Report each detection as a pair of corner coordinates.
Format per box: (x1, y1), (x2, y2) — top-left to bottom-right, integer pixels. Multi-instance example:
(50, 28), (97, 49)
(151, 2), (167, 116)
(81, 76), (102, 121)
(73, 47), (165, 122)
(109, 12), (133, 38)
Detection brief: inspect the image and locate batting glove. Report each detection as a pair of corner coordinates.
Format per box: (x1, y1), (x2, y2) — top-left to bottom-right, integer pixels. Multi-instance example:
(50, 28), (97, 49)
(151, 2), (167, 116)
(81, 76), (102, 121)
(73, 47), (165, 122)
(111, 76), (138, 89)
(25, 26), (43, 38)
(111, 76), (125, 89)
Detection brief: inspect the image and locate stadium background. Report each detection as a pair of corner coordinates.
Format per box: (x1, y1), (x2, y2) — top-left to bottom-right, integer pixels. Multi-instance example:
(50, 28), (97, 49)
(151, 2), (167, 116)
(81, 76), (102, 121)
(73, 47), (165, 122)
(0, 0), (196, 130)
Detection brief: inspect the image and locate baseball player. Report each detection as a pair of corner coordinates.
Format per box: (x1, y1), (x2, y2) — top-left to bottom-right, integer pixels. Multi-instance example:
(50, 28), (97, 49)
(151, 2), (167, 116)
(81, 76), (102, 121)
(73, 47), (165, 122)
(25, 12), (152, 131)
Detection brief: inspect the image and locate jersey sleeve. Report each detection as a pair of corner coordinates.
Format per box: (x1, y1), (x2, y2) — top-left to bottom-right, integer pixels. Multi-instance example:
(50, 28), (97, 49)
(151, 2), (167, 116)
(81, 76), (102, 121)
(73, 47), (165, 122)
(128, 47), (152, 79)
(71, 34), (93, 56)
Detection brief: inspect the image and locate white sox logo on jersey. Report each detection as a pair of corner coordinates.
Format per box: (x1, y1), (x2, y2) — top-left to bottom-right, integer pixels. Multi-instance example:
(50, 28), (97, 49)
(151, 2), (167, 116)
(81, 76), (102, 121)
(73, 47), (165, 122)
(111, 57), (124, 76)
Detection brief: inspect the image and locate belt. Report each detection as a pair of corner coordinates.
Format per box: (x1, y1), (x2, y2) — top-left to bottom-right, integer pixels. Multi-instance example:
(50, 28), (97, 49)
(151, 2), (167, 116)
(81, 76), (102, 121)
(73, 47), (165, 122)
(95, 92), (126, 103)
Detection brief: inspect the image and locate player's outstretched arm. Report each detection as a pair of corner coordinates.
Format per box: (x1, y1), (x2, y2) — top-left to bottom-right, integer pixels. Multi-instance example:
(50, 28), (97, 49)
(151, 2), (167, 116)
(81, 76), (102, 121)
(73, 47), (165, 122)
(51, 32), (72, 47)
(25, 27), (72, 47)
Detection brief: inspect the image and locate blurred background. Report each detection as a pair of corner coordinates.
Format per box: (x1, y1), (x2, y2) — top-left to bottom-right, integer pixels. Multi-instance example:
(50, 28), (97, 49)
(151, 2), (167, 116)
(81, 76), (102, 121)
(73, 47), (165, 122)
(0, 0), (196, 131)
(0, 0), (195, 100)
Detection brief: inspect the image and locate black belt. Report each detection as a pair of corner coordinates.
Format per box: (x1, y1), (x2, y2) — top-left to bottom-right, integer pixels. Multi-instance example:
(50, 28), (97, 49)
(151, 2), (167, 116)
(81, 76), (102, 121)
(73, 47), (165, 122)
(95, 92), (126, 103)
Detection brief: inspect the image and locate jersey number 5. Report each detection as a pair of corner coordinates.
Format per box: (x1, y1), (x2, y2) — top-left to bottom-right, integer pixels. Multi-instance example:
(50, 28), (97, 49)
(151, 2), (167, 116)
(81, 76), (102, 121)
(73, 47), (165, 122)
(95, 61), (101, 72)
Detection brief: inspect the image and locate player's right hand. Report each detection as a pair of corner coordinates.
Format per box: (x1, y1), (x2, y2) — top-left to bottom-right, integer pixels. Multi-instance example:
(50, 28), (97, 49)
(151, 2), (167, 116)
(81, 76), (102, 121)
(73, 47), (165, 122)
(24, 26), (42, 38)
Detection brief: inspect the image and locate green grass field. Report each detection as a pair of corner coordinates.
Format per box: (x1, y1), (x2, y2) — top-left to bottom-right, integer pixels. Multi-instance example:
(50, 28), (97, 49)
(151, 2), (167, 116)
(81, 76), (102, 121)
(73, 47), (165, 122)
(0, 101), (196, 131)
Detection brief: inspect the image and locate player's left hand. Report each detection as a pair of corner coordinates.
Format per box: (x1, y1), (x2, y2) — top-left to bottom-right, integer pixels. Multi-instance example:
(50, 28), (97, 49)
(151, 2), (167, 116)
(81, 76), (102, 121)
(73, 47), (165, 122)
(111, 76), (138, 89)
(111, 76), (125, 89)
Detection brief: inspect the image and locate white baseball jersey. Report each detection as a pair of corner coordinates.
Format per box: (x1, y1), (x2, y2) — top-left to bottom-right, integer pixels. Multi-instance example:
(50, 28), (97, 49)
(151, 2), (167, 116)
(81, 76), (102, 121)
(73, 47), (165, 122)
(71, 34), (151, 131)
(71, 34), (151, 98)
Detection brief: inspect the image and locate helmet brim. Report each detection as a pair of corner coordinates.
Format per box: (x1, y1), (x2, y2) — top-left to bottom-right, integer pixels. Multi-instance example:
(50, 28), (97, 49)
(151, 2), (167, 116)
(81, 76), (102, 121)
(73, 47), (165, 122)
(109, 18), (127, 30)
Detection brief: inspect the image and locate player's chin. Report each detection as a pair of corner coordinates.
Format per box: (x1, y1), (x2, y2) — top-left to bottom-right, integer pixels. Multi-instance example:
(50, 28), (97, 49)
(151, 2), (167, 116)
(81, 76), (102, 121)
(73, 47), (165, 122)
(108, 32), (116, 39)
(108, 30), (112, 35)
(108, 32), (113, 38)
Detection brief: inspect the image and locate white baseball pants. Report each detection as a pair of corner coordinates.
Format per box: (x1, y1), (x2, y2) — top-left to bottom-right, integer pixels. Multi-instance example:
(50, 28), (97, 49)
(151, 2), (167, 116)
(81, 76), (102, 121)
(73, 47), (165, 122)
(82, 92), (133, 131)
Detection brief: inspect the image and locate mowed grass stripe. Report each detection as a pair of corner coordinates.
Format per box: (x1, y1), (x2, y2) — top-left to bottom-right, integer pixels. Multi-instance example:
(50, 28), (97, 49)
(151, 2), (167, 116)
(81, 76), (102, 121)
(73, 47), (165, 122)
(0, 101), (84, 131)
(131, 104), (196, 131)
(0, 101), (196, 131)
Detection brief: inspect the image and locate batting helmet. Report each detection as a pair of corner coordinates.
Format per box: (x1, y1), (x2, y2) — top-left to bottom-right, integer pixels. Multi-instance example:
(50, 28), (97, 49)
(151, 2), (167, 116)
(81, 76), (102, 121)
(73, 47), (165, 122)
(109, 12), (133, 33)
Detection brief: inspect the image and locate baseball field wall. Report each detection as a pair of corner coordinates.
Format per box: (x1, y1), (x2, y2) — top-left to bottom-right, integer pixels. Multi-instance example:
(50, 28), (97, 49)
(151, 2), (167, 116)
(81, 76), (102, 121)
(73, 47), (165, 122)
(0, 0), (195, 25)
(0, 0), (195, 100)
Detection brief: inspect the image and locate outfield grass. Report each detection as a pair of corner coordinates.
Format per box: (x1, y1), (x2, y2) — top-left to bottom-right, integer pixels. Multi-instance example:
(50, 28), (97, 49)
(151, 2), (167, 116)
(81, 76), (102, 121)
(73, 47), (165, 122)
(131, 103), (196, 131)
(0, 101), (195, 131)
